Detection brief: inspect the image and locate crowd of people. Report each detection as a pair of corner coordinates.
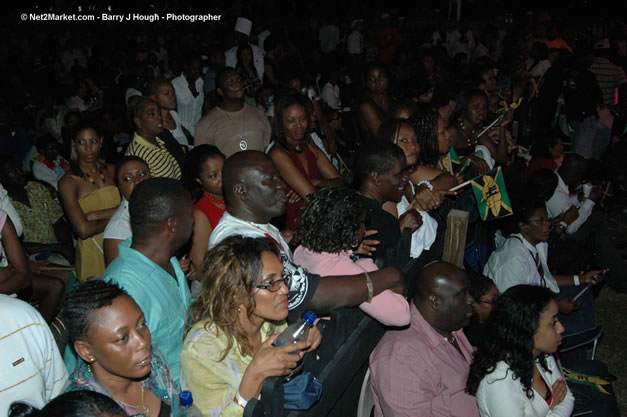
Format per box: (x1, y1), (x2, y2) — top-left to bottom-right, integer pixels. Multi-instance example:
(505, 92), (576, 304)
(1, 3), (626, 417)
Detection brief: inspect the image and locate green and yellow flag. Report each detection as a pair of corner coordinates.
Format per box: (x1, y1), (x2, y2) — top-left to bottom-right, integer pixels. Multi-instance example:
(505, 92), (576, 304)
(471, 167), (513, 221)
(442, 146), (461, 174)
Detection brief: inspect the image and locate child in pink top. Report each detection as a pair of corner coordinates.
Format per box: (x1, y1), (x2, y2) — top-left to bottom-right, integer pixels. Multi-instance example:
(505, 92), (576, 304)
(293, 188), (410, 327)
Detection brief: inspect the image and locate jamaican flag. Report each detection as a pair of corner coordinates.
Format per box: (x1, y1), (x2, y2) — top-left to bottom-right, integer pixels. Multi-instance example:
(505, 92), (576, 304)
(442, 146), (461, 174)
(471, 167), (513, 221)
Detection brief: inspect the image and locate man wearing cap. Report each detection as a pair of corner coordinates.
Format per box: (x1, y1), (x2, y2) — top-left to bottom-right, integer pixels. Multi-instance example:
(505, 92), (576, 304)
(589, 38), (627, 106)
(225, 17), (265, 80)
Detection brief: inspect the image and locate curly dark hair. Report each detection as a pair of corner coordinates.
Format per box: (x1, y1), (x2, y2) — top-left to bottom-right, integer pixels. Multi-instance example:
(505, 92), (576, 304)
(61, 280), (128, 348)
(9, 391), (125, 417)
(409, 103), (441, 166)
(296, 187), (365, 253)
(465, 285), (554, 398)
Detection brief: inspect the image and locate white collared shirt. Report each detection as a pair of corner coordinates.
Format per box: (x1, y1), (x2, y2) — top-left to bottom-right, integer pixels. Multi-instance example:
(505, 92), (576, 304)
(546, 172), (595, 234)
(484, 233), (559, 293)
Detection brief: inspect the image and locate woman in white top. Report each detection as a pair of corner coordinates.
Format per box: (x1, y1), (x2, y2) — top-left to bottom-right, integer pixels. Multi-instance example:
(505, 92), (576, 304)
(465, 285), (574, 417)
(103, 156), (151, 265)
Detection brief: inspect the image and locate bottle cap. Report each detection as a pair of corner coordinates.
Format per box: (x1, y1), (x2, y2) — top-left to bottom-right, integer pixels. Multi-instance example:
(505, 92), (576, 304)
(180, 390), (193, 407)
(303, 311), (317, 325)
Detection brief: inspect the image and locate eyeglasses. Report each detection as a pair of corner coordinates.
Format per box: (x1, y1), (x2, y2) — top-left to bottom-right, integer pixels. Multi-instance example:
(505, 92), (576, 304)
(256, 275), (291, 292)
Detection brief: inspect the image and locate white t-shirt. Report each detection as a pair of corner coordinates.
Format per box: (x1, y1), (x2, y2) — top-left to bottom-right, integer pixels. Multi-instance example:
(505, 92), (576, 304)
(103, 199), (131, 241)
(168, 110), (189, 146)
(0, 295), (68, 415)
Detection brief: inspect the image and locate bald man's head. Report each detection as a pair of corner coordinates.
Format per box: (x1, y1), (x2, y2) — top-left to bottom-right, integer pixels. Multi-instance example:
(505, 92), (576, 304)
(414, 261), (474, 332)
(222, 151), (287, 222)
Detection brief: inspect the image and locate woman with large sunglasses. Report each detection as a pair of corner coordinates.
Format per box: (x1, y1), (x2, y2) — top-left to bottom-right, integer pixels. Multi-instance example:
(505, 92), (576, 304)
(181, 236), (319, 416)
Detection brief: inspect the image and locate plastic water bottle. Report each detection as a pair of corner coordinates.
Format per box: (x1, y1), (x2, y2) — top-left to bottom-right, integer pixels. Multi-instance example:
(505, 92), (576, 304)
(273, 311), (317, 353)
(178, 390), (203, 417)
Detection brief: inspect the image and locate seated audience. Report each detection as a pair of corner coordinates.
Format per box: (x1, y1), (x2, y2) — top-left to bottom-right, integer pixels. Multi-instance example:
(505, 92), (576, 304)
(359, 64), (395, 139)
(171, 54), (204, 134)
(182, 145), (226, 271)
(0, 294), (68, 415)
(9, 391), (126, 417)
(182, 236), (318, 416)
(484, 201), (601, 335)
(544, 155), (627, 292)
(58, 123), (120, 280)
(103, 156), (152, 265)
(0, 155), (74, 263)
(103, 178), (193, 387)
(526, 134), (564, 177)
(268, 92), (343, 230)
(466, 285), (574, 417)
(209, 150), (405, 322)
(464, 272), (499, 346)
(32, 135), (70, 190)
(0, 210), (65, 322)
(354, 142), (423, 268)
(146, 76), (191, 147)
(125, 98), (182, 181)
(63, 280), (179, 416)
(448, 88), (513, 169)
(195, 68), (271, 158)
(294, 187), (410, 326)
(369, 261), (479, 416)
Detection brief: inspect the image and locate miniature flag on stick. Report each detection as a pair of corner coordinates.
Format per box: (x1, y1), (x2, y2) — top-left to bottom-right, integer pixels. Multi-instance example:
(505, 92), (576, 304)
(442, 146), (461, 174)
(470, 167), (513, 221)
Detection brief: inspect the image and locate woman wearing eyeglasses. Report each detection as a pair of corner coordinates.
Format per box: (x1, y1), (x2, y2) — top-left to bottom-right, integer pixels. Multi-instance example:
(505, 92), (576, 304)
(483, 201), (604, 337)
(181, 236), (313, 416)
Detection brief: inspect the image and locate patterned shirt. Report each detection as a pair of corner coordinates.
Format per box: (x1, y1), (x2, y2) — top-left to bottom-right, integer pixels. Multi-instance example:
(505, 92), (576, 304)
(11, 181), (64, 244)
(67, 347), (178, 417)
(181, 320), (286, 417)
(126, 134), (182, 180)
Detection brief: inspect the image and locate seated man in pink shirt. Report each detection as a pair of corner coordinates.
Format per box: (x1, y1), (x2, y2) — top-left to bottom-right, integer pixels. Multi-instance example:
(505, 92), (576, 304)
(369, 261), (479, 417)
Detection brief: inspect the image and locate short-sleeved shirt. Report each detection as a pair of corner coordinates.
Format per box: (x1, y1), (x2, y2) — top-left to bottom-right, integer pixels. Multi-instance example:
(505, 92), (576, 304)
(126, 134), (182, 180)
(194, 104), (271, 158)
(0, 295), (68, 416)
(209, 212), (319, 322)
(11, 181), (64, 244)
(102, 240), (192, 387)
(181, 320), (286, 417)
(103, 199), (131, 241)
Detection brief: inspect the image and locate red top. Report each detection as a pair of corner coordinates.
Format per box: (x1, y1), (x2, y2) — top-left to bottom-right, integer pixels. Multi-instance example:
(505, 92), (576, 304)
(194, 194), (226, 228)
(284, 145), (320, 231)
(526, 157), (559, 178)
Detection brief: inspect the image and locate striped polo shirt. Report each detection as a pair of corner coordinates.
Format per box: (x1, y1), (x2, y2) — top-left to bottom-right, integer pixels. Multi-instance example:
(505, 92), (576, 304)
(126, 134), (182, 180)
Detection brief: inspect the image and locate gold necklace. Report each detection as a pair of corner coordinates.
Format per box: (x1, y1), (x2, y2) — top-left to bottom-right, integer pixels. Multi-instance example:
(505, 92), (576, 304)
(116, 384), (149, 415)
(444, 332), (457, 345)
(87, 364), (149, 414)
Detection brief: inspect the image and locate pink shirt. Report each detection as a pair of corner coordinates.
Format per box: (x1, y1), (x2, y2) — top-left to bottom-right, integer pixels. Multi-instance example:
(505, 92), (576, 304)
(293, 246), (410, 327)
(369, 304), (479, 417)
